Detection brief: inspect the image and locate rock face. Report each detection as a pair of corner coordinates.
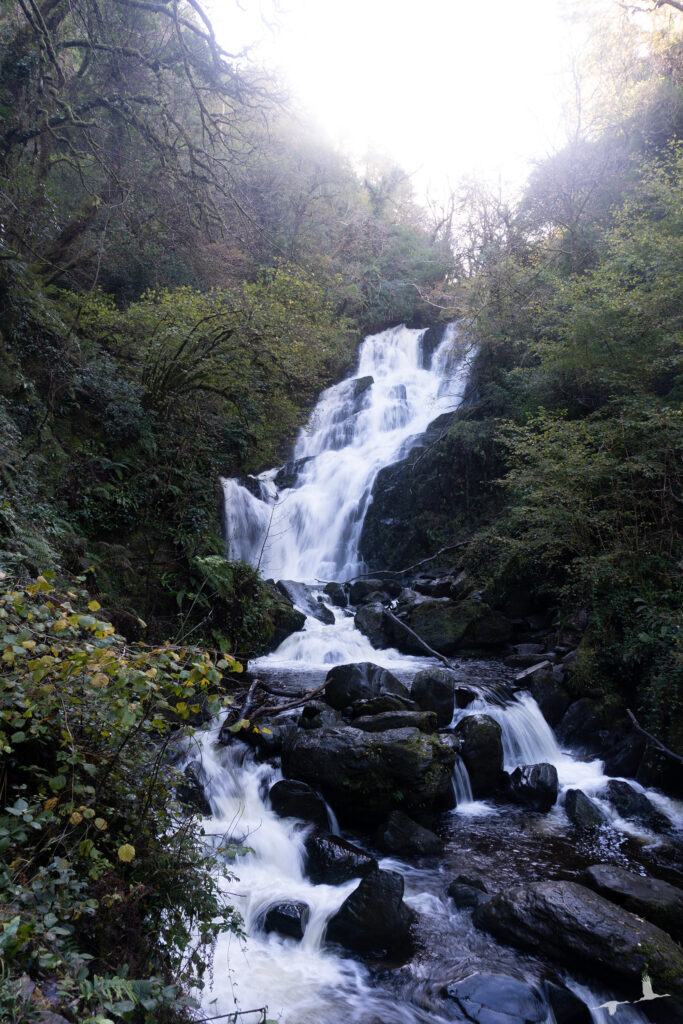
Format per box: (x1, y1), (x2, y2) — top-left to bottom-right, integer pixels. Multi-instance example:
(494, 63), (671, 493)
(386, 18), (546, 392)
(354, 603), (391, 649)
(508, 763), (558, 813)
(176, 760), (211, 815)
(583, 864), (683, 940)
(325, 867), (415, 957)
(453, 714), (504, 797)
(473, 880), (683, 998)
(281, 725), (456, 823)
(323, 663), (408, 711)
(399, 598), (483, 655)
(276, 579), (335, 624)
(600, 779), (670, 832)
(261, 901), (310, 941)
(443, 972), (548, 1024)
(514, 663), (570, 727)
(304, 833), (377, 886)
(556, 698), (607, 755)
(410, 668), (457, 727)
(268, 779), (330, 829)
(543, 982), (592, 1024)
(262, 581), (307, 652)
(352, 710), (437, 733)
(374, 810), (443, 856)
(447, 876), (490, 910)
(564, 789), (610, 829)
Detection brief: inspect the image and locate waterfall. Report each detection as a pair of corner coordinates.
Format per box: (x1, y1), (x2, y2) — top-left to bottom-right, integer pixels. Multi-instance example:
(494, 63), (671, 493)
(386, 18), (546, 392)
(221, 323), (469, 582)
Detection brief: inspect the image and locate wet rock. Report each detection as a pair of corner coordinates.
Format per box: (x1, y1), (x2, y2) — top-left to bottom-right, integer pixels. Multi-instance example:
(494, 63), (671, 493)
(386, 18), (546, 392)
(556, 699), (607, 755)
(261, 901), (310, 941)
(446, 881), (491, 910)
(453, 714), (505, 797)
(454, 686), (477, 708)
(514, 662), (570, 727)
(599, 779), (670, 832)
(602, 733), (646, 779)
(354, 603), (391, 649)
(543, 981), (592, 1024)
(350, 694), (417, 718)
(413, 574), (459, 598)
(375, 810), (443, 856)
(410, 668), (459, 727)
(467, 609), (513, 647)
(564, 789), (611, 829)
(353, 710), (438, 733)
(349, 578), (387, 604)
(323, 581), (347, 608)
(282, 725), (456, 824)
(276, 580), (335, 625)
(274, 455), (315, 489)
(298, 701), (343, 730)
(176, 760), (211, 816)
(473, 880), (683, 999)
(323, 662), (408, 711)
(636, 742), (683, 799)
(326, 867), (416, 957)
(508, 763), (558, 813)
(419, 324), (446, 369)
(233, 716), (297, 758)
(268, 779), (330, 829)
(352, 375), (374, 398)
(262, 581), (307, 652)
(304, 832), (377, 885)
(583, 864), (683, 940)
(399, 598), (484, 655)
(443, 972), (547, 1024)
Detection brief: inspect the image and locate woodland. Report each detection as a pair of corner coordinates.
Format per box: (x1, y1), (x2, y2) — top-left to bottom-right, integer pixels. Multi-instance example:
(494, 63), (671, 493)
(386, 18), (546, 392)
(0, 0), (681, 1021)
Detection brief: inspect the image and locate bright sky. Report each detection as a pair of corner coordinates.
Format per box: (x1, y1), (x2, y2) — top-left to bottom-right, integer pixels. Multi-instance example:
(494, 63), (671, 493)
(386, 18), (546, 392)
(209, 0), (597, 198)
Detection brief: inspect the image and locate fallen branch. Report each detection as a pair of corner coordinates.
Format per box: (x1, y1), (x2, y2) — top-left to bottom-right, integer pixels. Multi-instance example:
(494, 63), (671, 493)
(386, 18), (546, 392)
(223, 677), (260, 728)
(250, 679), (330, 721)
(384, 609), (452, 668)
(626, 709), (683, 765)
(341, 539), (473, 584)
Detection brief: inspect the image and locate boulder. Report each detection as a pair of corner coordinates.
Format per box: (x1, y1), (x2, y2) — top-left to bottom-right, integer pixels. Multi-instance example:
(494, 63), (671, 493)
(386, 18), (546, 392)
(354, 603), (391, 649)
(411, 668), (457, 727)
(453, 714), (505, 797)
(602, 733), (646, 778)
(176, 760), (211, 816)
(556, 699), (607, 755)
(446, 880), (491, 910)
(508, 763), (558, 813)
(352, 375), (374, 398)
(473, 880), (683, 999)
(274, 455), (315, 489)
(564, 789), (611, 829)
(349, 578), (387, 604)
(353, 710), (437, 733)
(375, 810), (443, 856)
(350, 694), (416, 718)
(543, 982), (592, 1024)
(268, 779), (330, 829)
(281, 725), (456, 824)
(514, 663), (570, 727)
(636, 742), (683, 799)
(262, 581), (307, 652)
(325, 867), (415, 957)
(276, 579), (335, 625)
(466, 609), (513, 647)
(304, 832), (377, 885)
(583, 864), (683, 940)
(599, 779), (670, 832)
(399, 598), (484, 655)
(298, 702), (343, 731)
(419, 325), (446, 369)
(323, 662), (408, 711)
(454, 686), (478, 709)
(228, 715), (297, 757)
(323, 581), (347, 608)
(443, 972), (548, 1024)
(261, 901), (310, 941)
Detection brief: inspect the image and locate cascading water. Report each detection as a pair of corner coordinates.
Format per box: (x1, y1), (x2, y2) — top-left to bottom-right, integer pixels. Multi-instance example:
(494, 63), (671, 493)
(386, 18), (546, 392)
(192, 322), (679, 1024)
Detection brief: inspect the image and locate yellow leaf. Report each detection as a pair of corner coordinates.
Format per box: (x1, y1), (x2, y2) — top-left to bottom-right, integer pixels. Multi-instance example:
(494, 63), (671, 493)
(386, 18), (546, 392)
(70, 811), (83, 825)
(21, 640), (36, 650)
(118, 843), (135, 863)
(53, 619), (68, 632)
(44, 798), (58, 811)
(90, 673), (109, 688)
(87, 600), (101, 612)
(94, 817), (107, 831)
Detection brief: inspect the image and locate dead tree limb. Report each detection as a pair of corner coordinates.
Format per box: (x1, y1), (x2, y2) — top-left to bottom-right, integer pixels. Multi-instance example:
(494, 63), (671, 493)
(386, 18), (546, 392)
(384, 609), (452, 668)
(626, 709), (683, 765)
(250, 679), (330, 721)
(339, 538), (474, 585)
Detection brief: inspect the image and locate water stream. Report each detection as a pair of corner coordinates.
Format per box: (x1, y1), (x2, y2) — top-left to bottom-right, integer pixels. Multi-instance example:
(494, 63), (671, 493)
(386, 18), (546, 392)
(190, 325), (680, 1024)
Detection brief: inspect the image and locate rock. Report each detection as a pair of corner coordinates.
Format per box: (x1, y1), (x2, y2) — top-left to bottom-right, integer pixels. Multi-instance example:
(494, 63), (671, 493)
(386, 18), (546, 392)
(304, 832), (377, 885)
(231, 716), (297, 757)
(281, 725), (456, 824)
(268, 779), (330, 828)
(454, 686), (478, 708)
(508, 763), (558, 813)
(325, 867), (415, 957)
(354, 603), (391, 648)
(350, 694), (416, 718)
(176, 760), (211, 815)
(583, 864), (683, 940)
(444, 972), (548, 1024)
(411, 668), (458, 727)
(262, 581), (306, 652)
(543, 982), (592, 1024)
(636, 742), (683, 799)
(298, 701), (343, 730)
(556, 699), (607, 755)
(453, 714), (505, 797)
(324, 581), (347, 608)
(564, 789), (611, 829)
(352, 374), (374, 398)
(446, 882), (491, 910)
(419, 325), (446, 369)
(349, 578), (387, 604)
(600, 779), (670, 832)
(602, 733), (646, 778)
(375, 810), (443, 856)
(514, 662), (570, 727)
(399, 598), (484, 655)
(276, 580), (335, 625)
(323, 662), (409, 711)
(473, 880), (683, 999)
(467, 609), (513, 647)
(274, 455), (315, 489)
(413, 574), (458, 598)
(261, 901), (310, 941)
(353, 710), (438, 733)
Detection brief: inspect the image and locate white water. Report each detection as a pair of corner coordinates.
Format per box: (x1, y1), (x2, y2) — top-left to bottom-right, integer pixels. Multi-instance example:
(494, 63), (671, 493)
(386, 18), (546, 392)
(221, 323), (469, 582)
(196, 323), (680, 1024)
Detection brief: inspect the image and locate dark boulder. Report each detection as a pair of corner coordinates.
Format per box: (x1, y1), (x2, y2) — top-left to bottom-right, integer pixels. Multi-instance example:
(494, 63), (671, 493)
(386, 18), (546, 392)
(446, 880), (491, 910)
(443, 972), (547, 1024)
(543, 982), (592, 1024)
(556, 699), (607, 755)
(455, 686), (478, 708)
(176, 760), (211, 815)
(411, 668), (457, 727)
(352, 375), (374, 399)
(281, 725), (456, 824)
(323, 662), (408, 711)
(304, 832), (377, 885)
(636, 742), (683, 799)
(228, 715), (297, 757)
(323, 581), (347, 608)
(261, 901), (310, 941)
(453, 714), (505, 797)
(349, 578), (387, 604)
(419, 325), (446, 369)
(602, 733), (646, 778)
(298, 702), (343, 731)
(353, 710), (438, 733)
(274, 456), (315, 490)
(583, 863), (683, 940)
(350, 694), (416, 718)
(268, 779), (330, 829)
(325, 867), (415, 957)
(262, 581), (306, 652)
(354, 603), (391, 649)
(514, 663), (570, 727)
(374, 810), (443, 856)
(398, 598), (484, 655)
(599, 779), (670, 832)
(564, 789), (611, 829)
(473, 880), (683, 999)
(466, 609), (513, 647)
(508, 763), (558, 813)
(276, 580), (335, 625)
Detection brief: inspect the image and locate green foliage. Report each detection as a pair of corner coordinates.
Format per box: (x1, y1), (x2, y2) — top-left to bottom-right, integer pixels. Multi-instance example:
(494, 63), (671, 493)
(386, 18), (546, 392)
(0, 574), (244, 1023)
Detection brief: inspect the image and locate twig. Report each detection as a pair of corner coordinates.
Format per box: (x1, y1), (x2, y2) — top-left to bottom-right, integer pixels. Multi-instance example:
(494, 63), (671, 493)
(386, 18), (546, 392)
(384, 609), (452, 668)
(250, 679), (330, 721)
(342, 539), (473, 583)
(626, 709), (683, 765)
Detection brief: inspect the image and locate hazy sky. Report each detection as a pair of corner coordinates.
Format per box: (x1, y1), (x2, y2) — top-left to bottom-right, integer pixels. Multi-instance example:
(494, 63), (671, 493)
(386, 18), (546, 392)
(209, 0), (594, 198)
